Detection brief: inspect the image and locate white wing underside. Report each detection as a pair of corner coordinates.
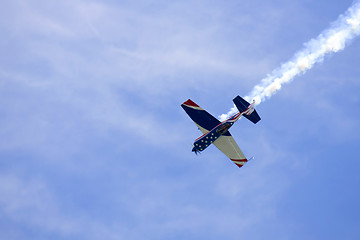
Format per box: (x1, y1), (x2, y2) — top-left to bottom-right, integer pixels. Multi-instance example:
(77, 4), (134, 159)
(213, 135), (247, 164)
(194, 123), (247, 167)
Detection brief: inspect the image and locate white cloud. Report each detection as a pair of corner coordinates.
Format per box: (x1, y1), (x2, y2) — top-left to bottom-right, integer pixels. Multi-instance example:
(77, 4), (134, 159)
(1, 0), (275, 153)
(1, 1), (359, 239)
(0, 173), (125, 239)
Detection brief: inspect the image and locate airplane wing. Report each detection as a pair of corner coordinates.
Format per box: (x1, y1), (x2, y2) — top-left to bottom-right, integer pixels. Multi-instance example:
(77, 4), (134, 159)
(213, 132), (248, 168)
(181, 99), (221, 134)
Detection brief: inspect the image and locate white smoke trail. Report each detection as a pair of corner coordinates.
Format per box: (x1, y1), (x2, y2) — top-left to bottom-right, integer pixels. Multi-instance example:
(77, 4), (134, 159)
(220, 1), (360, 121)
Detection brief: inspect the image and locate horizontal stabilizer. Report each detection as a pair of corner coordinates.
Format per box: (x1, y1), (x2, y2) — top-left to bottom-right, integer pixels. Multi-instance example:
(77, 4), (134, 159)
(233, 96), (261, 124)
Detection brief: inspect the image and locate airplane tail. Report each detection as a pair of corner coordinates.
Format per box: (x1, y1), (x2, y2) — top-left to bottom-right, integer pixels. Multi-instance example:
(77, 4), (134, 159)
(233, 96), (261, 124)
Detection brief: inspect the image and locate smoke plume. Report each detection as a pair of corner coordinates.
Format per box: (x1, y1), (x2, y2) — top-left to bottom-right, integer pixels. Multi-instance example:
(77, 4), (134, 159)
(220, 1), (360, 121)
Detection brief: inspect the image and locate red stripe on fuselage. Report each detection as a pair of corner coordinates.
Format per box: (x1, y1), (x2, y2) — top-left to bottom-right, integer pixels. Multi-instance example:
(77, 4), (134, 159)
(194, 114), (239, 142)
(228, 112), (241, 121)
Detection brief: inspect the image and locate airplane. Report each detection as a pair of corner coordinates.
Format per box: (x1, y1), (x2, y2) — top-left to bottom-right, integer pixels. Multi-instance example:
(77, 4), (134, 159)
(181, 95), (261, 168)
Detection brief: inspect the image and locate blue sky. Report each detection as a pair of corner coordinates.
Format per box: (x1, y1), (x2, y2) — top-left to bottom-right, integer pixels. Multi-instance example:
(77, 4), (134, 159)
(1, 0), (360, 239)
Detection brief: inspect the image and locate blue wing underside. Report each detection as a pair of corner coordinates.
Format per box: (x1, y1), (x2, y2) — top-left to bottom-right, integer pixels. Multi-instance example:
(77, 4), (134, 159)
(181, 100), (230, 136)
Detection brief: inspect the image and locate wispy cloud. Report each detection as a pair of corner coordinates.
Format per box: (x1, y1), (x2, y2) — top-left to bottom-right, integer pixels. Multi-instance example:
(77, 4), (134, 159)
(0, 173), (125, 240)
(1, 0), (277, 152)
(1, 1), (359, 239)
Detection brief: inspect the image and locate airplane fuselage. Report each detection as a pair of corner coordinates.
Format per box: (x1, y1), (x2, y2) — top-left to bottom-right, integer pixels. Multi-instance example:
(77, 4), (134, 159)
(192, 112), (242, 154)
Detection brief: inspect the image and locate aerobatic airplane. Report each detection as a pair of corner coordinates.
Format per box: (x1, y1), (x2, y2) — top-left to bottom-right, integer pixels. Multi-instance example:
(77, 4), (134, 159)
(181, 96), (261, 168)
